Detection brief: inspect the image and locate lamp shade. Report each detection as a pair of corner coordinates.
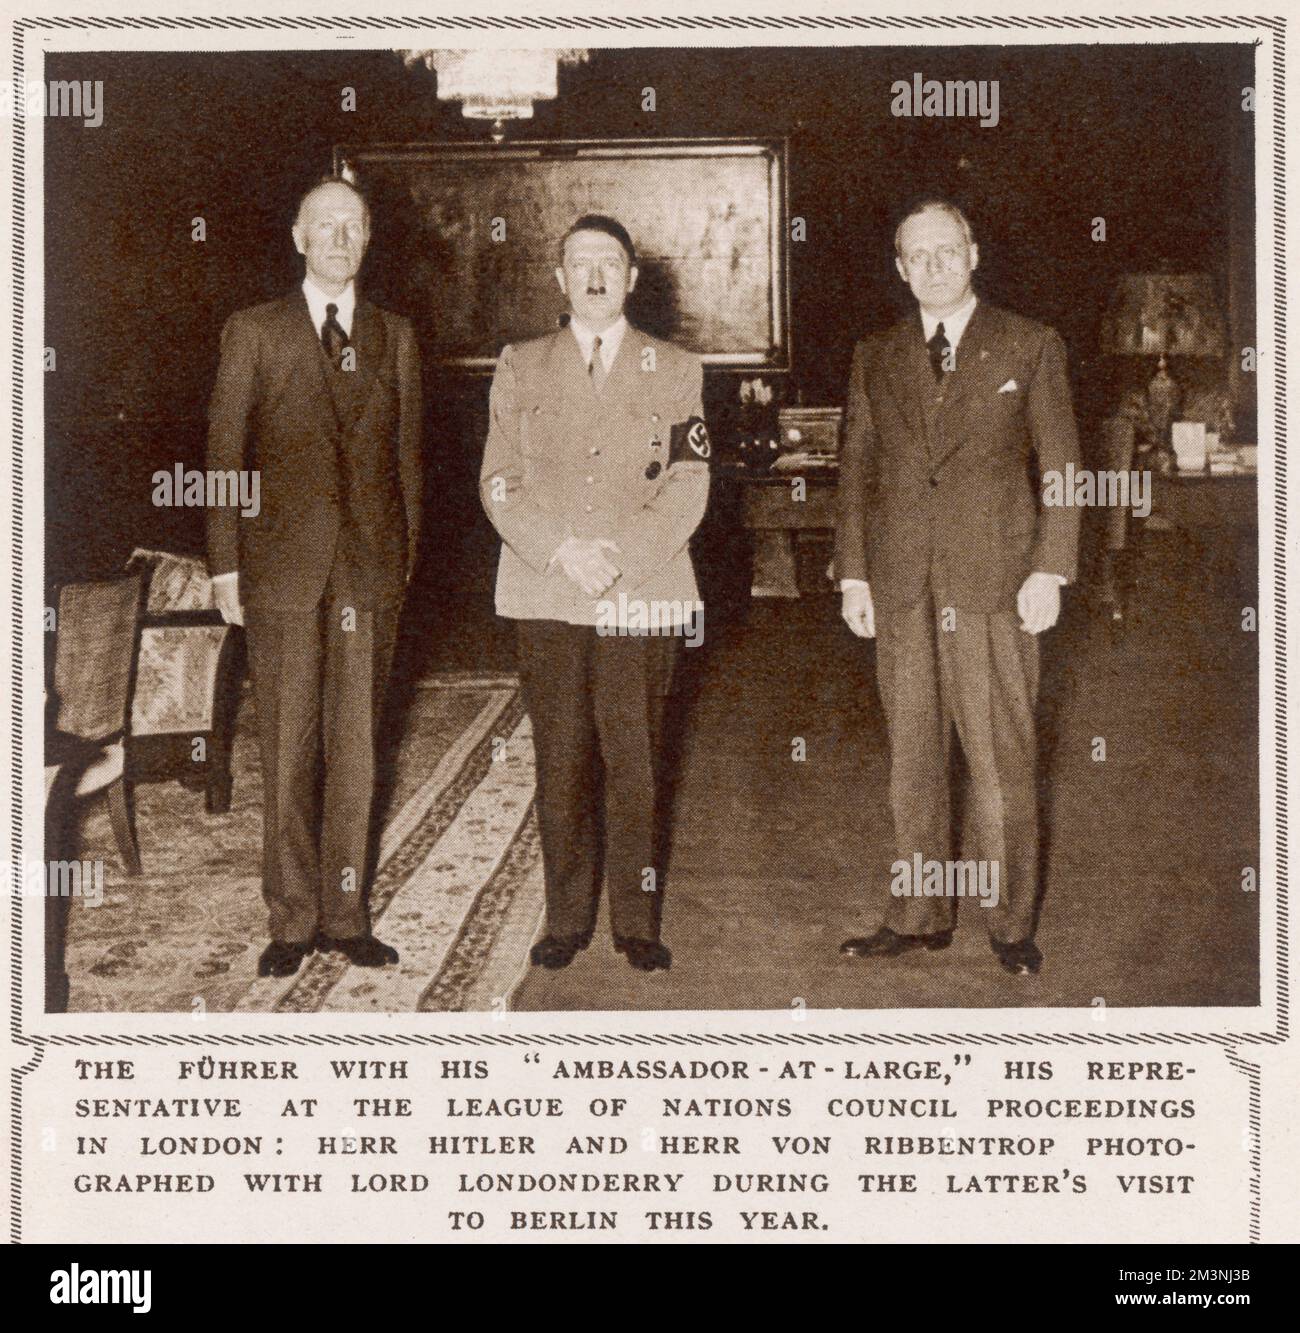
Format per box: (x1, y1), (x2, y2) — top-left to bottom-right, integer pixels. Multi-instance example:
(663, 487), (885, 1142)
(1100, 273), (1226, 357)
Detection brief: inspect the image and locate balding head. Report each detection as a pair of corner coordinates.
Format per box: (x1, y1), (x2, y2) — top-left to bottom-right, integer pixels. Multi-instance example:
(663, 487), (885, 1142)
(294, 177), (370, 231)
(893, 198), (979, 319)
(292, 178), (370, 295)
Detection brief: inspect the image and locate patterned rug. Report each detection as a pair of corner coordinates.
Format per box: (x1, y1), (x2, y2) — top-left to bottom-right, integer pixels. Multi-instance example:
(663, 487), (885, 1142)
(62, 674), (546, 1013)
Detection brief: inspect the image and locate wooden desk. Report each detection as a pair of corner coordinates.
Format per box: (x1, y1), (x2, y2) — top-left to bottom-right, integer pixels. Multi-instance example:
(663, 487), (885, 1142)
(1103, 471), (1258, 628)
(1149, 470), (1257, 530)
(720, 468), (839, 598)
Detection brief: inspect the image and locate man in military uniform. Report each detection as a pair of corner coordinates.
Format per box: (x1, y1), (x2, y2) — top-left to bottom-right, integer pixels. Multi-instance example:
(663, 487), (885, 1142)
(480, 214), (710, 973)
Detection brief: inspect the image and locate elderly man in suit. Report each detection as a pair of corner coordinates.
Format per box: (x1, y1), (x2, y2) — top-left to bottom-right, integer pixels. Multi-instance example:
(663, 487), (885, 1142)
(207, 176), (422, 978)
(835, 198), (1080, 976)
(481, 214), (710, 974)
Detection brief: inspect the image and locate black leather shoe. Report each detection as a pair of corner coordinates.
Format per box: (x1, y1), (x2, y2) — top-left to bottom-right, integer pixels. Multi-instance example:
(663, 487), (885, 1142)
(840, 926), (954, 958)
(614, 938), (672, 972)
(257, 939), (313, 977)
(529, 934), (589, 970)
(315, 932), (400, 967)
(992, 938), (1042, 976)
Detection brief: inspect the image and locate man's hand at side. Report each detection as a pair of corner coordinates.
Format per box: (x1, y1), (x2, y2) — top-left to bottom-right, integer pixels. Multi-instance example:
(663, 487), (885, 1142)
(841, 581), (876, 639)
(1017, 571), (1062, 635)
(212, 572), (244, 626)
(553, 537), (621, 598)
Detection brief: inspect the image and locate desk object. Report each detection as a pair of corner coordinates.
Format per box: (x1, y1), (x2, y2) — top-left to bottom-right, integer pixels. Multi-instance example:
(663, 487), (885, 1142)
(1171, 421), (1207, 474)
(735, 471), (839, 598)
(778, 405), (842, 462)
(1113, 471), (1257, 631)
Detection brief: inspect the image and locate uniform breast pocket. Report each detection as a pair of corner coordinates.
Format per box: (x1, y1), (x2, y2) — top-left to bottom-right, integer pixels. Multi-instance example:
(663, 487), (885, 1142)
(630, 403), (669, 477)
(519, 404), (559, 459)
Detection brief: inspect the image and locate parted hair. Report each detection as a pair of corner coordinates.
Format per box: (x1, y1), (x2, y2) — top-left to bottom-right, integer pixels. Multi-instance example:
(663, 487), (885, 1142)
(558, 214), (637, 267)
(893, 196), (975, 256)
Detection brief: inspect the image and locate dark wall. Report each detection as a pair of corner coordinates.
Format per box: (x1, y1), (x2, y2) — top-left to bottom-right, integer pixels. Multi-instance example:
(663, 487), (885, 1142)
(44, 43), (1255, 582)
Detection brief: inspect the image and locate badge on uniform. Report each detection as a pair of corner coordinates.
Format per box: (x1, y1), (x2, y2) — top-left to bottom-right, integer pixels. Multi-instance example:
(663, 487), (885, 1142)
(669, 416), (711, 468)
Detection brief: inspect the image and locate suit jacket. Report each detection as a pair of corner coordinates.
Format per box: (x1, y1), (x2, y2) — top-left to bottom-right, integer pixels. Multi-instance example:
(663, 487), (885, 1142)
(480, 324), (710, 627)
(834, 300), (1081, 615)
(206, 289), (423, 610)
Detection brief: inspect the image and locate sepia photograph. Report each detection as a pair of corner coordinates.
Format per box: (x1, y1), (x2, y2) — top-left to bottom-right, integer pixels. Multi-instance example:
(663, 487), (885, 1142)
(34, 31), (1262, 1017)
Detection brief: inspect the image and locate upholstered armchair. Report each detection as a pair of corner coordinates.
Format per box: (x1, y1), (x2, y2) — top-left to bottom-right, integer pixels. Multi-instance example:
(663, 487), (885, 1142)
(124, 549), (245, 814)
(47, 572), (147, 874)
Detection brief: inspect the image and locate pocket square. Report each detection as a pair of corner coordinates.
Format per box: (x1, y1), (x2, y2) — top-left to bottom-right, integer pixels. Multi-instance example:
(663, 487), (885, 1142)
(998, 379), (1019, 393)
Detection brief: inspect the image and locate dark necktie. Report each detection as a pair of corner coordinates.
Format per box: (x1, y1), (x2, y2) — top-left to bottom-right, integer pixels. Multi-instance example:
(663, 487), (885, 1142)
(321, 302), (349, 369)
(589, 334), (607, 393)
(927, 322), (950, 381)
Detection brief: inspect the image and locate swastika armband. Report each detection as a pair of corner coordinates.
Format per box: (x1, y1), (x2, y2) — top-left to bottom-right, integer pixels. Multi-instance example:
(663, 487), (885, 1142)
(668, 416), (712, 468)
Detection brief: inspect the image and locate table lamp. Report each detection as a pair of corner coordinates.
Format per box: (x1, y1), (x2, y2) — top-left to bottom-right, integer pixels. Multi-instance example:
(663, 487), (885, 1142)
(1100, 272), (1227, 454)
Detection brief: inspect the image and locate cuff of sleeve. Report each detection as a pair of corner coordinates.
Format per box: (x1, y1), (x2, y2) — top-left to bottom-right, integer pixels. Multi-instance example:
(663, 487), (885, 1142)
(211, 572), (238, 589)
(839, 578), (870, 592)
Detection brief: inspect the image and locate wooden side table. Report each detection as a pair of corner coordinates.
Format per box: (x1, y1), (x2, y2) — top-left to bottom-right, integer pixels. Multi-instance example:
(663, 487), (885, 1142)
(722, 468), (839, 598)
(1124, 470), (1258, 618)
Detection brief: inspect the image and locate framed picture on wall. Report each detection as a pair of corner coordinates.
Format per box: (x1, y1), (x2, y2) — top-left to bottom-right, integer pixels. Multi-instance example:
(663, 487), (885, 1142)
(335, 137), (791, 372)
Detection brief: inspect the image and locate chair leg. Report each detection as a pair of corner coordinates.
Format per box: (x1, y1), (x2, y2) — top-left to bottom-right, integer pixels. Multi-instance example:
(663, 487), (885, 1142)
(206, 629), (244, 816)
(205, 736), (233, 816)
(1096, 548), (1126, 636)
(105, 776), (142, 876)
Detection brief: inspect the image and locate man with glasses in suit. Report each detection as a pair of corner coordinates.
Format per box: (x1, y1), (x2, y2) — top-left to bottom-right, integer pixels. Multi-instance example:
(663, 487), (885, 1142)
(836, 198), (1080, 976)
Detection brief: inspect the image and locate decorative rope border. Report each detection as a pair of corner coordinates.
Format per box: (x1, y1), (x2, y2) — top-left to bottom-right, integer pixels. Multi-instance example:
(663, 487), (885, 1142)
(7, 13), (1287, 1250)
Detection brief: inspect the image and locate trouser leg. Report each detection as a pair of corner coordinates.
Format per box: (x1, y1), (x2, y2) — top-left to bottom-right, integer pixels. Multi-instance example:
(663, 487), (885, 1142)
(592, 632), (678, 942)
(319, 583), (400, 939)
(515, 619), (601, 940)
(874, 594), (956, 935)
(244, 604), (325, 945)
(936, 607), (1041, 944)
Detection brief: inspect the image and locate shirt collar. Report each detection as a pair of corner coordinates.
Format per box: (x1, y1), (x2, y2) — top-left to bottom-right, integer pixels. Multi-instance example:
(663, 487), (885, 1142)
(568, 314), (628, 371)
(302, 277), (356, 336)
(920, 292), (978, 348)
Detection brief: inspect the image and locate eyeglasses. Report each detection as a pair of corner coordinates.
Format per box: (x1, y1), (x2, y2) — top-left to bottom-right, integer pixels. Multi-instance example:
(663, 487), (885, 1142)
(901, 244), (968, 274)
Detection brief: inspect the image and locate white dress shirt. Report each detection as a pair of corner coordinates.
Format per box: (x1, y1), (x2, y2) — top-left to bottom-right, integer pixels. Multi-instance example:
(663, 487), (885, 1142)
(920, 291), (978, 352)
(212, 278), (357, 598)
(302, 275), (356, 338)
(568, 314), (627, 374)
(841, 293), (1063, 592)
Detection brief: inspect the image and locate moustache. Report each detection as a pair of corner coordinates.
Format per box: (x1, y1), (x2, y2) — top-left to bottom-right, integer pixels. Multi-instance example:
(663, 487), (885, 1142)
(585, 286), (607, 296)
